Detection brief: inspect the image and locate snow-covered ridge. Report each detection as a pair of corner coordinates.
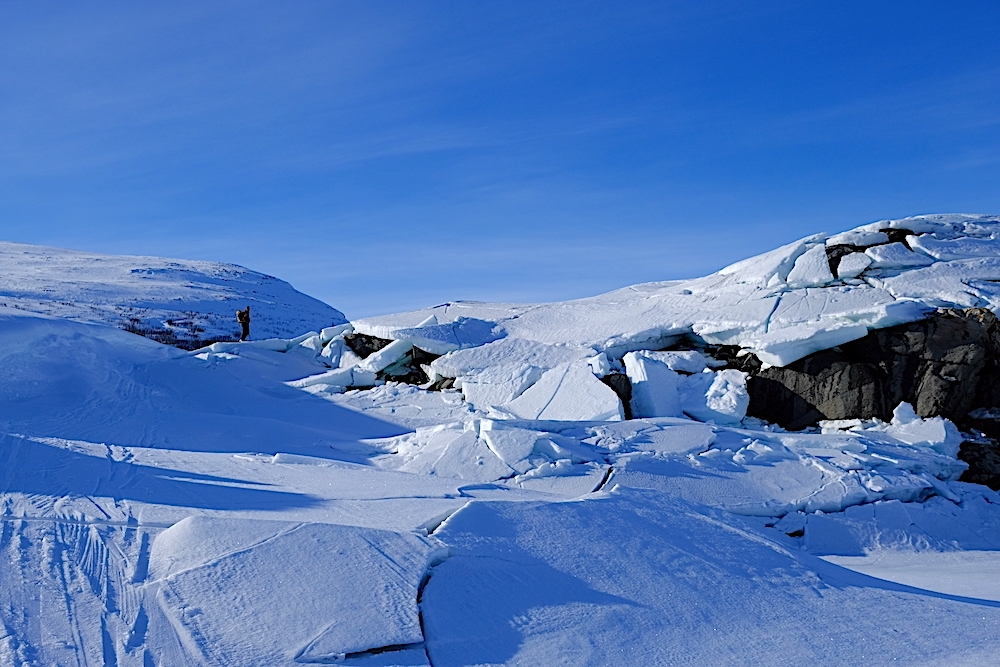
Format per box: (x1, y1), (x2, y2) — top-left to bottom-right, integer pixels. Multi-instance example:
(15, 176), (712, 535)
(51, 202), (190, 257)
(354, 214), (1000, 367)
(0, 241), (346, 346)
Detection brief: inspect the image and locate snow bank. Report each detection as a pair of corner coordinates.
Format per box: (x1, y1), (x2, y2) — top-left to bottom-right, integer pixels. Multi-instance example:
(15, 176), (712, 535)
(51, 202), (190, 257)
(150, 517), (441, 663)
(8, 214), (1000, 665)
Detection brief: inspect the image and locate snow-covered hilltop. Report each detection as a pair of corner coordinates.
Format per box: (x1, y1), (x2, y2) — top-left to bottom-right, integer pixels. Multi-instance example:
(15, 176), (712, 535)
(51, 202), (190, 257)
(4, 215), (1000, 666)
(0, 241), (346, 346)
(352, 213), (1000, 367)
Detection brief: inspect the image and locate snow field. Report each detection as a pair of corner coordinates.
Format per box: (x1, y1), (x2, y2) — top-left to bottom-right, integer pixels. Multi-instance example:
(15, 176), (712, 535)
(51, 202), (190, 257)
(5, 214), (1000, 664)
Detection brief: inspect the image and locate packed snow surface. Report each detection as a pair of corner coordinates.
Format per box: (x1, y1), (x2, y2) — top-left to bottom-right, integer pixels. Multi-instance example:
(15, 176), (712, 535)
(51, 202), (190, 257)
(4, 214), (1000, 665)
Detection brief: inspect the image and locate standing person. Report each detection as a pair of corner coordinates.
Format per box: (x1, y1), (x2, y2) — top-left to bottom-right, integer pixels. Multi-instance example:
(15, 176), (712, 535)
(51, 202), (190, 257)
(237, 306), (251, 341)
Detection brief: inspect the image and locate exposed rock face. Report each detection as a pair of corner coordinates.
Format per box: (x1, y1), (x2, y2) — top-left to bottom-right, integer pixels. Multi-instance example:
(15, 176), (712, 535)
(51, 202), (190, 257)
(746, 308), (1000, 429)
(958, 439), (1000, 489)
(344, 333), (393, 358)
(739, 308), (1000, 489)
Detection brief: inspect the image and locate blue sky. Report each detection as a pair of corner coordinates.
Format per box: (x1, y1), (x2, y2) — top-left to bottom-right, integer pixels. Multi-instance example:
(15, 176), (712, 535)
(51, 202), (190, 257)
(1, 1), (999, 317)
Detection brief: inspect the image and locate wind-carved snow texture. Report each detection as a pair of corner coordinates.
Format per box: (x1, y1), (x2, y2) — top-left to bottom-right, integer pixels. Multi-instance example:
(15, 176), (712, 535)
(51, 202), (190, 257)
(5, 214), (1000, 664)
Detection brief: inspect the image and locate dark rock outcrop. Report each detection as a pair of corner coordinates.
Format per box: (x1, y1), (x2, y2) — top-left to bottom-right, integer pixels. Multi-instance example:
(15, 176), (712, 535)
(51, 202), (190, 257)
(746, 308), (1000, 430)
(601, 373), (633, 420)
(378, 347), (440, 386)
(344, 333), (393, 358)
(958, 439), (1000, 489)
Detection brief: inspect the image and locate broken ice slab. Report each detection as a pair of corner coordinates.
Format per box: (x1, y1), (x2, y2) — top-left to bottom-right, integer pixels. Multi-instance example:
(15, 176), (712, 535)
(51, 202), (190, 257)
(480, 420), (544, 473)
(382, 316), (505, 355)
(623, 351), (682, 419)
(740, 322), (871, 367)
(865, 242), (935, 269)
(715, 234), (823, 286)
(460, 363), (545, 411)
(785, 244), (835, 288)
(375, 424), (515, 483)
(908, 235), (1000, 261)
(505, 461), (609, 496)
(826, 230), (890, 247)
(501, 362), (624, 421)
(834, 252), (873, 279)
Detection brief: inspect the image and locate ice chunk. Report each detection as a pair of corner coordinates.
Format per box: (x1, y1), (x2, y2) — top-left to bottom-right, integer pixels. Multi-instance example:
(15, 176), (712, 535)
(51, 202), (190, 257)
(480, 421), (542, 473)
(785, 244), (835, 288)
(716, 234), (822, 285)
(678, 369), (749, 425)
(639, 350), (709, 374)
(623, 351), (682, 419)
(287, 331), (321, 347)
(287, 365), (377, 389)
(357, 338), (414, 373)
(891, 401), (919, 425)
(338, 346), (362, 369)
(501, 362), (624, 421)
(320, 323), (352, 343)
(741, 323), (870, 367)
(826, 230), (889, 247)
(287, 333), (324, 362)
(884, 402), (963, 458)
(865, 242), (935, 269)
(587, 352), (612, 376)
(835, 252), (873, 279)
(319, 336), (345, 367)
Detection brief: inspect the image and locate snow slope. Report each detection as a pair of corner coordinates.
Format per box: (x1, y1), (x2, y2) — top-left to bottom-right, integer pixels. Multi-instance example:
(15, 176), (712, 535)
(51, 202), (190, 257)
(0, 241), (346, 344)
(4, 215), (1000, 666)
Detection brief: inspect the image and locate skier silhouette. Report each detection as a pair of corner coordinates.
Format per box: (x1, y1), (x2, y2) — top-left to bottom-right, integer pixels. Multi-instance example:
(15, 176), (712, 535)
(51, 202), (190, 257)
(237, 306), (251, 341)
